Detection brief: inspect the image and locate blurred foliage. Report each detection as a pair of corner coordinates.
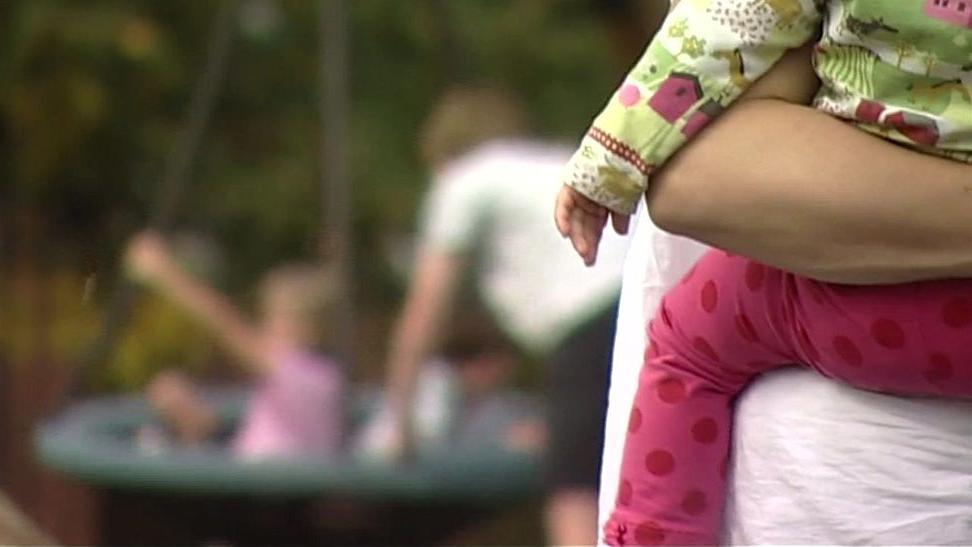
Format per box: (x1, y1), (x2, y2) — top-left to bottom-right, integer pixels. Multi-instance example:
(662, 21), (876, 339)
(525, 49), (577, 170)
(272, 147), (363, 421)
(0, 272), (99, 366)
(100, 294), (220, 390)
(1, 0), (625, 389)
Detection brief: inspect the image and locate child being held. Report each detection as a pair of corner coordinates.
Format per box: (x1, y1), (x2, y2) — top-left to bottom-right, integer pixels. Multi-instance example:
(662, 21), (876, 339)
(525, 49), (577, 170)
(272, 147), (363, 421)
(126, 231), (344, 460)
(555, 1), (971, 544)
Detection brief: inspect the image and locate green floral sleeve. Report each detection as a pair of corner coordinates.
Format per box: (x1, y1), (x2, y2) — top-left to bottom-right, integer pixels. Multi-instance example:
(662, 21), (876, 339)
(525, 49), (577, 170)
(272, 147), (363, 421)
(565, 0), (823, 215)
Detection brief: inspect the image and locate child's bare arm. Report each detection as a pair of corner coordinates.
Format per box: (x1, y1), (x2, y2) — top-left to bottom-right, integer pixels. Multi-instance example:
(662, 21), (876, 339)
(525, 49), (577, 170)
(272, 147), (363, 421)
(126, 231), (269, 373)
(381, 246), (465, 460)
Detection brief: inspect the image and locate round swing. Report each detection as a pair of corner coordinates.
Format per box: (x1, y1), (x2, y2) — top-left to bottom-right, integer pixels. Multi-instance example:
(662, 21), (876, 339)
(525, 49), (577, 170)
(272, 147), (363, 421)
(36, 387), (540, 501)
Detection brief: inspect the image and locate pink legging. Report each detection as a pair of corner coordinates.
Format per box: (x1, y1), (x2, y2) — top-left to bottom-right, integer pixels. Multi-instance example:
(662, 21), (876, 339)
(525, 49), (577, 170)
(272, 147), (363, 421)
(606, 249), (972, 546)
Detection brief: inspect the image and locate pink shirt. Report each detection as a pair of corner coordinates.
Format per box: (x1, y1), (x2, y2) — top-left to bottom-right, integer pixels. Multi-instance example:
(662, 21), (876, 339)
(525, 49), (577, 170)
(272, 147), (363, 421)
(232, 349), (344, 460)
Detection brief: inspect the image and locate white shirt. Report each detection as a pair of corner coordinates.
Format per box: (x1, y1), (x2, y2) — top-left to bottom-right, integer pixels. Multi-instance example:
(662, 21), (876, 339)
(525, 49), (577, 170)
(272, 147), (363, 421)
(421, 140), (629, 354)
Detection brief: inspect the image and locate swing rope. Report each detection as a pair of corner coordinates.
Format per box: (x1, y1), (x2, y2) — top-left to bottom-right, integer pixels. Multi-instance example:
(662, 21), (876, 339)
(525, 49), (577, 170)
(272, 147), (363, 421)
(59, 0), (239, 411)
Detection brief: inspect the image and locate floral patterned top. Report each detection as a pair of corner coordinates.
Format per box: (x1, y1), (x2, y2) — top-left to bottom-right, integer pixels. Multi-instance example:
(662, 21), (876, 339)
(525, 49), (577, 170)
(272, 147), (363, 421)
(566, 0), (972, 215)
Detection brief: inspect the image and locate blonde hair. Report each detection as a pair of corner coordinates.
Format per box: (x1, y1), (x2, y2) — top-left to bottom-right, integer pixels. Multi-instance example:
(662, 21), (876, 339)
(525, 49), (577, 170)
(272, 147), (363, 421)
(259, 262), (343, 345)
(419, 86), (529, 168)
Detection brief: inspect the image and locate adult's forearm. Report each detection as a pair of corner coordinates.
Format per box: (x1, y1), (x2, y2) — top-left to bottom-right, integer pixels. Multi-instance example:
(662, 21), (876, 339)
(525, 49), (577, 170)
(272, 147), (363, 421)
(384, 249), (461, 422)
(647, 99), (972, 285)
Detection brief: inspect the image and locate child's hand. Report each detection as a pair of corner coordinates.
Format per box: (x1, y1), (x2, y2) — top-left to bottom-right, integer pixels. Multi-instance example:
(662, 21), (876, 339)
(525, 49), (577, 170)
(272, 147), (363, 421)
(125, 230), (175, 284)
(146, 370), (217, 444)
(554, 185), (629, 266)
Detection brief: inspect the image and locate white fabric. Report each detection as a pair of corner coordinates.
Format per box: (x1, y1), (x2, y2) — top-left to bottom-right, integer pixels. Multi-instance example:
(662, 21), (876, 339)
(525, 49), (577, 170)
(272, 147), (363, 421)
(421, 139), (628, 353)
(727, 367), (972, 546)
(600, 200), (972, 545)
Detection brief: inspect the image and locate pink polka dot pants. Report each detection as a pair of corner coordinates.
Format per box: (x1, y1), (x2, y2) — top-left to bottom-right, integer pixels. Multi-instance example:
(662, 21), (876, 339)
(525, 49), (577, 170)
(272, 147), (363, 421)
(606, 250), (972, 546)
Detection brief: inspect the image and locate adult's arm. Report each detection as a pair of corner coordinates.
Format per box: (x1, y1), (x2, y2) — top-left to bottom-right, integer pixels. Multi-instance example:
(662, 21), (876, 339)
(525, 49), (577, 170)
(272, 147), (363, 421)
(383, 246), (464, 456)
(647, 72), (972, 285)
(563, 0), (822, 216)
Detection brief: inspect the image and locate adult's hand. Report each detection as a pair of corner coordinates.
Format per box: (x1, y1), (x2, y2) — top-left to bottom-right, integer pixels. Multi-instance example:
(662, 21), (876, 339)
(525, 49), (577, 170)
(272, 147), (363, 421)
(382, 247), (463, 463)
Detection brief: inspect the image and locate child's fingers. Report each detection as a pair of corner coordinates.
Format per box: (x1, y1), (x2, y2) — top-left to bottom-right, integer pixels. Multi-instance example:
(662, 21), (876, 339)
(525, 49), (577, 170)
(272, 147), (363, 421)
(568, 210), (590, 258)
(557, 185), (611, 265)
(611, 211), (630, 235)
(573, 190), (607, 218)
(554, 186), (574, 237)
(570, 207), (606, 266)
(583, 215), (604, 267)
(569, 211), (601, 265)
(580, 205), (612, 265)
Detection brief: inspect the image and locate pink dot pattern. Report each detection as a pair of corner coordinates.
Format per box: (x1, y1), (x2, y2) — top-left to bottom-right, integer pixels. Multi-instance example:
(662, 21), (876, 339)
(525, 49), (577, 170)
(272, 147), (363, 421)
(604, 250), (972, 546)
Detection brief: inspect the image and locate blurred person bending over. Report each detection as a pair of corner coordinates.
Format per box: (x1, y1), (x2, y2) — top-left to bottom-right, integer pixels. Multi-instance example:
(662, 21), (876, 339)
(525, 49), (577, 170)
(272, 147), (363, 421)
(379, 86), (629, 545)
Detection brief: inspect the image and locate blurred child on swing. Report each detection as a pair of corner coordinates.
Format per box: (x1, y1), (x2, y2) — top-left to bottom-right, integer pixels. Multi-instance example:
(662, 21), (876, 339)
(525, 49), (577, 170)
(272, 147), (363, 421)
(126, 231), (345, 460)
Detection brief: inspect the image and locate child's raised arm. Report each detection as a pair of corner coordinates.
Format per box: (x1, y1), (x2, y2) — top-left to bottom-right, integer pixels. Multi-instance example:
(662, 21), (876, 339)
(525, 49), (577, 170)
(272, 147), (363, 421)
(126, 231), (270, 374)
(564, 0), (823, 216)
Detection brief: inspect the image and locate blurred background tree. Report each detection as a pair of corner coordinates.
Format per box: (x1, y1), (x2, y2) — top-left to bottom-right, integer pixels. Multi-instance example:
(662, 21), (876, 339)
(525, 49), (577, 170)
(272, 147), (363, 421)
(0, 0), (627, 390)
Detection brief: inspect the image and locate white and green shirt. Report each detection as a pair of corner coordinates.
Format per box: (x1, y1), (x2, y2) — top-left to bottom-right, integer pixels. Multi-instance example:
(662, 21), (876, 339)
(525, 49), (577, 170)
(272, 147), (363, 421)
(566, 0), (972, 215)
(421, 140), (629, 354)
